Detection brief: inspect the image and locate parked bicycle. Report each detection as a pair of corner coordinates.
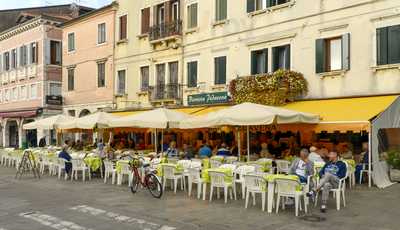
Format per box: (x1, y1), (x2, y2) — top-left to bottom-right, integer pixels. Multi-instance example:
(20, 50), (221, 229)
(129, 156), (163, 198)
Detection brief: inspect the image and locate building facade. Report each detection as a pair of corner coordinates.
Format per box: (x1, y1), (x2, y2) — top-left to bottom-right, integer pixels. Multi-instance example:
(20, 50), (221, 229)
(0, 5), (91, 148)
(113, 0), (400, 111)
(62, 3), (117, 118)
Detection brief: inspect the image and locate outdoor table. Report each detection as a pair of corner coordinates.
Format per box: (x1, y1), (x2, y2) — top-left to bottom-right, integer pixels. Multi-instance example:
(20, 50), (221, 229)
(201, 167), (234, 200)
(262, 174), (300, 214)
(84, 156), (102, 171)
(248, 160), (273, 172)
(156, 163), (184, 177)
(210, 156), (225, 163)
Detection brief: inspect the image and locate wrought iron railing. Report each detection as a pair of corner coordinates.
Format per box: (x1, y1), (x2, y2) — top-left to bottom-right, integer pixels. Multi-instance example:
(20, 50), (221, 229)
(149, 20), (182, 41)
(149, 83), (182, 101)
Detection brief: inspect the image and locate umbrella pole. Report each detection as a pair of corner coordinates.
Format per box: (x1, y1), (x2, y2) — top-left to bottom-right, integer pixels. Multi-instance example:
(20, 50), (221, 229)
(247, 126), (250, 162)
(161, 130), (164, 153)
(154, 128), (158, 155)
(237, 129), (241, 161)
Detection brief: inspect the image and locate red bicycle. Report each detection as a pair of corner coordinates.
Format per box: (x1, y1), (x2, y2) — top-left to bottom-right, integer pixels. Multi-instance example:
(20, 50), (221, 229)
(129, 157), (163, 198)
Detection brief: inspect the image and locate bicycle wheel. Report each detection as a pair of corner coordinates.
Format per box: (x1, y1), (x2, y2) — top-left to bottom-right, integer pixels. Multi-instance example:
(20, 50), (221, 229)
(145, 174), (163, 198)
(130, 173), (140, 194)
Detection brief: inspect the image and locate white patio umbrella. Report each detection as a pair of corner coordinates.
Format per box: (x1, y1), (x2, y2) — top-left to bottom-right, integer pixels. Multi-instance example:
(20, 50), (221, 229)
(180, 102), (320, 160)
(23, 114), (76, 130)
(109, 108), (193, 154)
(58, 112), (118, 130)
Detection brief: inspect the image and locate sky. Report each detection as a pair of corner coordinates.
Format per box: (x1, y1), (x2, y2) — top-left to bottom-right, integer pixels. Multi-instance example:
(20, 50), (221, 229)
(0, 0), (112, 10)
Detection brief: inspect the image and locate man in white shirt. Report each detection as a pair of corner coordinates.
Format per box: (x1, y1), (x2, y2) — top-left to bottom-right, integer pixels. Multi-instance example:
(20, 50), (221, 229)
(309, 146), (324, 163)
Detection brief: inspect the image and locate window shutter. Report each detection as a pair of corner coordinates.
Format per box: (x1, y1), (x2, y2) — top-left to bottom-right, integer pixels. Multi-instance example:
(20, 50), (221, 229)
(141, 8), (150, 34)
(284, 45), (291, 70)
(221, 0), (227, 20)
(315, 39), (326, 73)
(247, 0), (255, 13)
(251, 51), (257, 75)
(272, 47), (279, 72)
(0, 54), (2, 72)
(266, 0), (274, 8)
(377, 27), (388, 66)
(341, 33), (350, 70)
(215, 57), (226, 84)
(120, 15), (127, 40)
(192, 4), (198, 28)
(164, 1), (171, 23)
(388, 25), (400, 64)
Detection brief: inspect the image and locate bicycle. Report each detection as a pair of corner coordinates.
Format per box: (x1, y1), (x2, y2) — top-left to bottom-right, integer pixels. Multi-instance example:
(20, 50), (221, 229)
(129, 156), (163, 198)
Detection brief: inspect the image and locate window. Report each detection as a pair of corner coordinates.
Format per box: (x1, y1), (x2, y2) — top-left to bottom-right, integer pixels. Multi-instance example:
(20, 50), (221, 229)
(187, 3), (198, 29)
(20, 85), (27, 99)
(3, 52), (10, 71)
(251, 48), (268, 75)
(117, 70), (126, 95)
(316, 34), (350, 73)
(30, 84), (37, 99)
(11, 49), (17, 69)
(97, 62), (106, 88)
(68, 33), (75, 52)
(12, 87), (17, 101)
(141, 8), (150, 34)
(214, 56), (227, 85)
(157, 5), (165, 25)
(67, 68), (74, 91)
(272, 44), (291, 72)
(19, 45), (27, 67)
(187, 61), (198, 88)
(247, 0), (290, 13)
(377, 25), (400, 65)
(140, 66), (149, 91)
(50, 41), (61, 65)
(172, 1), (180, 22)
(119, 15), (127, 40)
(98, 23), (106, 44)
(215, 0), (227, 22)
(49, 83), (61, 96)
(30, 42), (38, 64)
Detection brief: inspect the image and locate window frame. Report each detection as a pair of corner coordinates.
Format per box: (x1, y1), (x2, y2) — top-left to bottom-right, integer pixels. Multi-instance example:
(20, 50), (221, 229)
(250, 48), (268, 75)
(67, 68), (75, 91)
(140, 66), (150, 92)
(214, 56), (227, 85)
(68, 32), (75, 52)
(50, 40), (62, 66)
(97, 23), (107, 45)
(271, 44), (291, 72)
(116, 69), (127, 95)
(30, 84), (37, 99)
(97, 62), (106, 88)
(215, 0), (227, 22)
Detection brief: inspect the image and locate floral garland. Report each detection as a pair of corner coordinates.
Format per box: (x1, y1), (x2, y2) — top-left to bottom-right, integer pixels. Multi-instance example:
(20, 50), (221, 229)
(229, 69), (308, 106)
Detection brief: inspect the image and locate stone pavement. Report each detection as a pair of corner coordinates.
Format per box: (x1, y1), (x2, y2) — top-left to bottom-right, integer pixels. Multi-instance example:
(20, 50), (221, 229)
(0, 167), (398, 230)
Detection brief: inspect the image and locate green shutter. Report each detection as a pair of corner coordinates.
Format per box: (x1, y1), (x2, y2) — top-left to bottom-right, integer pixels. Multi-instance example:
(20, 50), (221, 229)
(315, 39), (326, 73)
(192, 4), (198, 27)
(251, 51), (257, 75)
(266, 0), (274, 8)
(247, 0), (255, 13)
(377, 27), (388, 65)
(272, 47), (279, 72)
(284, 45), (291, 70)
(342, 33), (351, 70)
(215, 57), (226, 84)
(388, 25), (400, 64)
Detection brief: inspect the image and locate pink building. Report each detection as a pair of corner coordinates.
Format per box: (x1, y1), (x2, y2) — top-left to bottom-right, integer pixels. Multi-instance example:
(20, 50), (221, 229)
(0, 5), (92, 148)
(62, 3), (117, 120)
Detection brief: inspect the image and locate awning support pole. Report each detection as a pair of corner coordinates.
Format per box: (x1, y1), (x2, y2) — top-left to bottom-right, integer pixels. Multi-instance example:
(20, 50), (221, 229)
(368, 127), (372, 188)
(154, 128), (158, 155)
(237, 128), (241, 161)
(247, 126), (250, 162)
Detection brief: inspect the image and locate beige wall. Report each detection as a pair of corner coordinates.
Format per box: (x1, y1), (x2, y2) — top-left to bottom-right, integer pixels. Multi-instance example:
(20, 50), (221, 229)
(115, 0), (400, 110)
(62, 8), (116, 116)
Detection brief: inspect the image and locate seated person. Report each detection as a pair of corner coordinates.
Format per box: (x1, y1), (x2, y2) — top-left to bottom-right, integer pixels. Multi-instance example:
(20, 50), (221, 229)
(355, 142), (369, 184)
(340, 144), (353, 159)
(307, 151), (347, 213)
(58, 141), (73, 179)
(259, 142), (273, 158)
(309, 146), (325, 163)
(199, 142), (212, 158)
(182, 143), (195, 159)
(216, 143), (231, 157)
(289, 148), (314, 184)
(166, 141), (178, 158)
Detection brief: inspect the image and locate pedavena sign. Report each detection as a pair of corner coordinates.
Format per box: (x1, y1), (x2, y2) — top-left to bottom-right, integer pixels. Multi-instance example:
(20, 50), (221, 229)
(188, 92), (230, 105)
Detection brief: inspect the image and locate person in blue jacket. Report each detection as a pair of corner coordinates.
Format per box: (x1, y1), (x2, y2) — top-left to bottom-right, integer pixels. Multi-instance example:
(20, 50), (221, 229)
(199, 141), (212, 158)
(307, 151), (347, 213)
(216, 143), (231, 157)
(355, 142), (369, 184)
(58, 140), (73, 178)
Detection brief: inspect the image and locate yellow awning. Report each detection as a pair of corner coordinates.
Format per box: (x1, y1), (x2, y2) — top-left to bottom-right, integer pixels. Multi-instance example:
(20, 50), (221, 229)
(282, 95), (398, 123)
(112, 111), (143, 117)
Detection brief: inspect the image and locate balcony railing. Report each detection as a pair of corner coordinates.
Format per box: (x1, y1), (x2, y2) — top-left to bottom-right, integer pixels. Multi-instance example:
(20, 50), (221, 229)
(149, 20), (182, 41)
(149, 83), (182, 102)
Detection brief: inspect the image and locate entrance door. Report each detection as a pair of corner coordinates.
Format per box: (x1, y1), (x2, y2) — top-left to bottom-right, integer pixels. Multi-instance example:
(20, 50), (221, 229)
(9, 122), (18, 147)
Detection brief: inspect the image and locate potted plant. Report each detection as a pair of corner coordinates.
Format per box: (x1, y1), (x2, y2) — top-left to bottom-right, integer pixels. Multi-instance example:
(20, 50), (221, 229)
(386, 149), (400, 182)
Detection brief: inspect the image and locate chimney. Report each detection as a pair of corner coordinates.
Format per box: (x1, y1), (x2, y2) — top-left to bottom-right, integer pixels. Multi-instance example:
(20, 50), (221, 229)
(70, 3), (80, 18)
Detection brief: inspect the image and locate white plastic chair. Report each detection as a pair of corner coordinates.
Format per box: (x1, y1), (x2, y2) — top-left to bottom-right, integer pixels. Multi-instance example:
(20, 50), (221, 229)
(225, 156), (238, 164)
(209, 171), (237, 203)
(358, 163), (369, 185)
(244, 174), (267, 211)
(234, 165), (256, 199)
(190, 161), (202, 169)
(55, 158), (67, 180)
(71, 159), (91, 182)
(167, 158), (179, 164)
(188, 167), (205, 199)
(275, 178), (307, 216)
(162, 165), (184, 194)
(210, 159), (222, 168)
(276, 160), (291, 174)
(247, 163), (263, 174)
(315, 162), (349, 211)
(117, 162), (133, 186)
(104, 161), (116, 184)
(40, 155), (55, 175)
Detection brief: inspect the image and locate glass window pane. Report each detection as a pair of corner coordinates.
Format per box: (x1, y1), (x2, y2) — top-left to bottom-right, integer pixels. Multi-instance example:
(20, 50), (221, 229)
(330, 38), (342, 71)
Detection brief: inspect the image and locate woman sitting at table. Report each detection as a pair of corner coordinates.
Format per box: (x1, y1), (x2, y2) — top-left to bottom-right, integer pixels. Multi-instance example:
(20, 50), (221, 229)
(216, 143), (231, 157)
(166, 141), (178, 158)
(288, 148), (314, 184)
(58, 141), (73, 179)
(259, 142), (273, 158)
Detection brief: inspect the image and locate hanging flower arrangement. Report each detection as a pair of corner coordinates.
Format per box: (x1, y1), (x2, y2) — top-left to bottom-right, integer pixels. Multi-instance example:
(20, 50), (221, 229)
(229, 69), (308, 106)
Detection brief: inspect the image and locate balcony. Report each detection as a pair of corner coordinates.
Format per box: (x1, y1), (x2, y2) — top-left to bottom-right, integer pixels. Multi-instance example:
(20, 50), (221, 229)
(149, 20), (182, 43)
(149, 83), (183, 105)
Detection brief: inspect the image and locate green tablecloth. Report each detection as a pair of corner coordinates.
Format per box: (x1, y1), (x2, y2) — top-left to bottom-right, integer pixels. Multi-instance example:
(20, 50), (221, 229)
(210, 156), (224, 162)
(156, 163), (184, 177)
(248, 160), (273, 172)
(202, 159), (210, 169)
(84, 157), (102, 171)
(264, 174), (302, 191)
(202, 168), (233, 184)
(116, 160), (130, 173)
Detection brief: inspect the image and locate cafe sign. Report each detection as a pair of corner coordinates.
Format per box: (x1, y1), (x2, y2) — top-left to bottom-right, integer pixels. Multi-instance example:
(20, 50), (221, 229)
(188, 92), (230, 105)
(46, 95), (63, 106)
